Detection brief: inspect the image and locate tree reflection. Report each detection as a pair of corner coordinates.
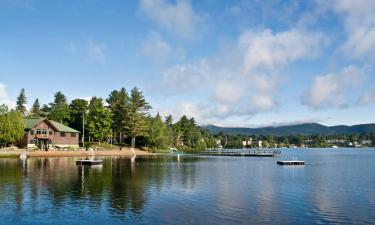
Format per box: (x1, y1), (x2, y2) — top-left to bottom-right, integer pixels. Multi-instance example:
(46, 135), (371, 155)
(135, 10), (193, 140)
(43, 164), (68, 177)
(0, 156), (199, 218)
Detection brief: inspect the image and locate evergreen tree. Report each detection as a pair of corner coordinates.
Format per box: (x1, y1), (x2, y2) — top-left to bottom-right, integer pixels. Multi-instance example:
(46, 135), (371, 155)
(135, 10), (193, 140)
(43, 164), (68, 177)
(87, 97), (112, 144)
(127, 87), (151, 148)
(30, 98), (41, 116)
(16, 88), (27, 116)
(165, 115), (173, 127)
(49, 91), (70, 124)
(40, 104), (51, 117)
(106, 88), (129, 143)
(165, 115), (175, 148)
(69, 99), (88, 135)
(173, 115), (205, 150)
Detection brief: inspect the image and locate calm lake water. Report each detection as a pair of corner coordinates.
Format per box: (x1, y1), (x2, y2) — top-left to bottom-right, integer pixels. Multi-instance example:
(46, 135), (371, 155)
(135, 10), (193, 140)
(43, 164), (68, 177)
(1, 148), (375, 225)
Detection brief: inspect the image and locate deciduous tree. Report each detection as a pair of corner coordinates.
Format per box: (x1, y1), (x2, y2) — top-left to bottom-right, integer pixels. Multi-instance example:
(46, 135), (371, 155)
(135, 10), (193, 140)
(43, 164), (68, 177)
(87, 97), (112, 144)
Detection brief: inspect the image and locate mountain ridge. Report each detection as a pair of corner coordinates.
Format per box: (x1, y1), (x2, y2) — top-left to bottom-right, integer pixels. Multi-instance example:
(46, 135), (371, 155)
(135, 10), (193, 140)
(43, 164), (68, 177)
(202, 123), (375, 136)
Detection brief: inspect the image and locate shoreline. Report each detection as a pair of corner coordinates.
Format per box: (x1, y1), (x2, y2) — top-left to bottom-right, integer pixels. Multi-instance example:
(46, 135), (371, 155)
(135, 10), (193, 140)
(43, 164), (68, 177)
(0, 148), (154, 158)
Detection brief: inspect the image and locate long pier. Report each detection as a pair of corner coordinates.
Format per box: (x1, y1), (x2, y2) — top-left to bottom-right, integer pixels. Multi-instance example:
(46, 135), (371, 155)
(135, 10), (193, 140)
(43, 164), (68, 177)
(277, 160), (305, 165)
(199, 149), (281, 157)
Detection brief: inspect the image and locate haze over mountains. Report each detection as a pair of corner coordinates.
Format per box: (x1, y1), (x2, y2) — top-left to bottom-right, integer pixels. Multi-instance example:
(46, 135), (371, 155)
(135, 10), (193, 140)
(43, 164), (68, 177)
(203, 123), (375, 136)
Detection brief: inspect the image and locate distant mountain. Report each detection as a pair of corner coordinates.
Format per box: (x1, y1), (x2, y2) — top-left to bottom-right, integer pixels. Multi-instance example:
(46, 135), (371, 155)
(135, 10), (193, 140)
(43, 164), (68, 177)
(202, 123), (375, 136)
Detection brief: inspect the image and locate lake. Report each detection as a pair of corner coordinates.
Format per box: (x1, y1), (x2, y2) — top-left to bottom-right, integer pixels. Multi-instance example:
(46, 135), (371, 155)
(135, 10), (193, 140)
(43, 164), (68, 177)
(1, 148), (375, 225)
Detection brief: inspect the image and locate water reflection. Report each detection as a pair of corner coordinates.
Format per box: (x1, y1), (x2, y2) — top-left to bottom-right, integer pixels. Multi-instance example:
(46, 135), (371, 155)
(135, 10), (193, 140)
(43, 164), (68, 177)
(0, 150), (375, 225)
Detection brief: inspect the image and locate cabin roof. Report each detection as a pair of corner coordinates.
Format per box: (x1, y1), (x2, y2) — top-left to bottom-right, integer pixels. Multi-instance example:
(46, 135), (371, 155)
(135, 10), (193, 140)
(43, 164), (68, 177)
(24, 117), (46, 129)
(49, 120), (80, 133)
(24, 117), (80, 133)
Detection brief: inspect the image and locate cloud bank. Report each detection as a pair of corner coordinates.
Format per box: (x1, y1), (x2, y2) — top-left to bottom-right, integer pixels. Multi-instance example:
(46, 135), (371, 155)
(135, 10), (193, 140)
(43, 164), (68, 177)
(302, 66), (364, 109)
(157, 28), (326, 125)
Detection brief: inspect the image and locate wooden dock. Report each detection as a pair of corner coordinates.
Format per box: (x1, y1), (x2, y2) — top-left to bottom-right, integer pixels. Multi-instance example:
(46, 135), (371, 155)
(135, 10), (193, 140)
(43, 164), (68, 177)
(200, 149), (281, 157)
(76, 159), (103, 166)
(277, 160), (305, 165)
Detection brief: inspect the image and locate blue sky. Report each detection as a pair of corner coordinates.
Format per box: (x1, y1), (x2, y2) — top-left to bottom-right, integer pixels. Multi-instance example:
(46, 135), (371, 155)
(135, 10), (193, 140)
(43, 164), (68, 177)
(0, 0), (374, 127)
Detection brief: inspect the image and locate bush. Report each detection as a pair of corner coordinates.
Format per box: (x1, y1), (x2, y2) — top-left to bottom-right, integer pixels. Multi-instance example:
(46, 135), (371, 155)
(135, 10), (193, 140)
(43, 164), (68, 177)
(84, 142), (92, 148)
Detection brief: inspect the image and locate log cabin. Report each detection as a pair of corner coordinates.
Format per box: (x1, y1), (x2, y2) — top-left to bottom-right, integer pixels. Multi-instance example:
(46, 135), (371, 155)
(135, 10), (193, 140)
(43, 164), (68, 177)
(19, 117), (80, 149)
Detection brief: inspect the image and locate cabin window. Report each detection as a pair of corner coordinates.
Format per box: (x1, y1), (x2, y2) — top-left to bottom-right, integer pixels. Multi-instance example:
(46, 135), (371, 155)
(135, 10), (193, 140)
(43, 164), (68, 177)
(60, 132), (66, 137)
(30, 130), (34, 135)
(49, 131), (53, 135)
(36, 129), (47, 135)
(71, 133), (76, 138)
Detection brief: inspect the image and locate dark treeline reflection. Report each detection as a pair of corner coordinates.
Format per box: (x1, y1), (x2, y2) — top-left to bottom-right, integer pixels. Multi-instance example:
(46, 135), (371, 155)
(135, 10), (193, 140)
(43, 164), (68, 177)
(0, 156), (200, 217)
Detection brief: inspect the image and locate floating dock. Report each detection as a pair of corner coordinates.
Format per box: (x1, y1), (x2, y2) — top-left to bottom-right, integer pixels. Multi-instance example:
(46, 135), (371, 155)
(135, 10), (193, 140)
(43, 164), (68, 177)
(277, 160), (305, 165)
(76, 159), (103, 166)
(200, 149), (281, 157)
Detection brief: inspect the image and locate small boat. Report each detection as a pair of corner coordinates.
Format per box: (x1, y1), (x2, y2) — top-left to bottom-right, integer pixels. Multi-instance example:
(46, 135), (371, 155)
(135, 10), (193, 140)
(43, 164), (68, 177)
(76, 159), (103, 166)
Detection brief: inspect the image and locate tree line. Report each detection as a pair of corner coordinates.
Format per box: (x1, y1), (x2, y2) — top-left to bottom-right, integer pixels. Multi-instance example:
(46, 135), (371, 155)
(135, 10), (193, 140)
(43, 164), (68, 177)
(5, 87), (374, 150)
(10, 87), (217, 152)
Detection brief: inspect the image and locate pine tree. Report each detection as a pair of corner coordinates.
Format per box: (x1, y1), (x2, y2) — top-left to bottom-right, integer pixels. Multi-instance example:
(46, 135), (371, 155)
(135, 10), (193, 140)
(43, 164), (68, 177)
(127, 87), (151, 148)
(40, 104), (51, 117)
(174, 115), (205, 150)
(165, 115), (175, 147)
(107, 88), (129, 144)
(16, 88), (27, 116)
(69, 99), (88, 135)
(30, 98), (41, 116)
(49, 91), (70, 124)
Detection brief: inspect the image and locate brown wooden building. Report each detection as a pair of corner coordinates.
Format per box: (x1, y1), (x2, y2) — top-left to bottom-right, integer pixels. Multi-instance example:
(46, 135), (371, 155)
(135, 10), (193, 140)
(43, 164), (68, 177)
(19, 117), (80, 149)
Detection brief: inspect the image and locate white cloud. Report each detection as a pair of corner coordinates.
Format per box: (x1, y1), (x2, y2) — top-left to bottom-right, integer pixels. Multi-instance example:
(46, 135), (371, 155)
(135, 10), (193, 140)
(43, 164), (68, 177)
(141, 31), (171, 63)
(321, 0), (375, 59)
(239, 29), (324, 73)
(358, 89), (375, 105)
(213, 80), (244, 104)
(302, 66), (364, 109)
(139, 0), (203, 39)
(0, 83), (15, 108)
(238, 29), (324, 111)
(141, 31), (185, 64)
(86, 41), (106, 64)
(250, 94), (277, 111)
(161, 59), (211, 92)
(155, 101), (254, 127)
(253, 117), (328, 128)
(155, 28), (325, 125)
